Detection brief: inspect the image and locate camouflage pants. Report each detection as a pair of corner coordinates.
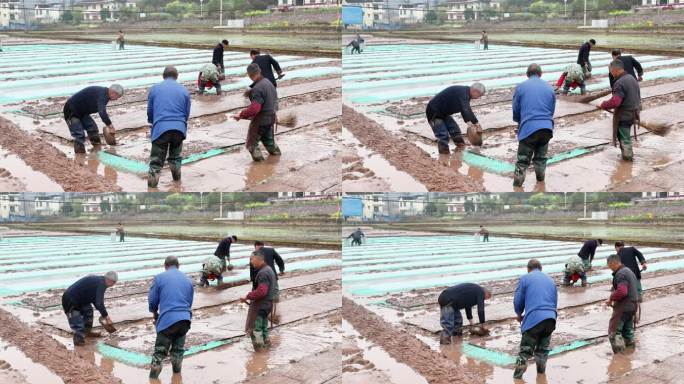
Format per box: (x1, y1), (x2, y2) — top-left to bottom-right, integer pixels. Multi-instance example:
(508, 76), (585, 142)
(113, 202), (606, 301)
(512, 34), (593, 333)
(250, 314), (270, 348)
(514, 129), (552, 186)
(514, 318), (556, 378)
(609, 306), (635, 352)
(617, 121), (633, 161)
(151, 320), (190, 374)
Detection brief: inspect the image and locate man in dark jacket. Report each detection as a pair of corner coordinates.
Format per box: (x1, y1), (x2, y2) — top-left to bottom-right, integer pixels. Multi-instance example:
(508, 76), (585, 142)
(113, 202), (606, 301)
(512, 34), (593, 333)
(250, 49), (284, 87)
(233, 64), (279, 161)
(347, 228), (365, 246)
(437, 283), (491, 344)
(578, 238), (603, 271)
(63, 84), (124, 154)
(61, 271), (118, 345)
(577, 39), (596, 78)
(214, 235), (238, 271)
(615, 241), (647, 300)
(426, 83), (485, 154)
(241, 251), (277, 350)
(609, 49), (643, 88)
(212, 39), (229, 73)
(606, 254), (639, 353)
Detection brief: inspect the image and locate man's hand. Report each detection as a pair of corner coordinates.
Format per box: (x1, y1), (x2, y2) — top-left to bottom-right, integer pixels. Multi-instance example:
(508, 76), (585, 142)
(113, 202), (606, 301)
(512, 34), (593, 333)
(641, 263), (647, 271)
(277, 72), (285, 80)
(152, 312), (158, 325)
(105, 316), (113, 325)
(107, 124), (115, 132)
(468, 318), (475, 326)
(240, 296), (249, 303)
(638, 75), (643, 82)
(280, 271), (285, 276)
(232, 114), (241, 121)
(605, 300), (613, 307)
(516, 314), (522, 323)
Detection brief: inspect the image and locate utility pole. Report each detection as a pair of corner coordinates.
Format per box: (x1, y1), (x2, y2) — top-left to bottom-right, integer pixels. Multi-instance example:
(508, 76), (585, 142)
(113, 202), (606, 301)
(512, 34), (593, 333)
(564, 0), (567, 17)
(219, 0), (223, 26)
(583, 0), (587, 26)
(200, 0), (203, 17)
(583, 192), (587, 218)
(219, 192), (223, 218)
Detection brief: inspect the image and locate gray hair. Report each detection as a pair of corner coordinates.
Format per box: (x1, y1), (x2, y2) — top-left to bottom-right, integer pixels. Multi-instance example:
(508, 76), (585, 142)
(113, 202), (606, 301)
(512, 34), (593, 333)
(164, 256), (179, 268)
(104, 271), (118, 282)
(471, 82), (486, 95)
(609, 60), (625, 70)
(246, 63), (261, 76)
(163, 65), (178, 80)
(527, 259), (542, 271)
(607, 254), (621, 264)
(251, 250), (265, 260)
(109, 84), (124, 96)
(526, 63), (542, 78)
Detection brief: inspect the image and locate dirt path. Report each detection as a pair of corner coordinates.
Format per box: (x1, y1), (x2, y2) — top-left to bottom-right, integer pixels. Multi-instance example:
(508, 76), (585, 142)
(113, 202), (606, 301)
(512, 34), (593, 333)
(240, 347), (341, 384)
(342, 297), (478, 384)
(0, 308), (121, 384)
(0, 117), (121, 192)
(342, 105), (484, 192)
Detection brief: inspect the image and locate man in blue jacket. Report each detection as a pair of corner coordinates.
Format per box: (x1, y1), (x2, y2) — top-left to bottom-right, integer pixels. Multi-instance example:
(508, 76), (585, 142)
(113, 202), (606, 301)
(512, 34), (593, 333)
(513, 259), (558, 379)
(148, 256), (194, 379)
(512, 64), (556, 188)
(147, 66), (191, 188)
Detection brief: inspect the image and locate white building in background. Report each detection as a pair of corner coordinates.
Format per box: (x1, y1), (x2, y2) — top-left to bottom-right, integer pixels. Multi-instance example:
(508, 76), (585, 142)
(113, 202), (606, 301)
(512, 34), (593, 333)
(359, 193), (385, 220)
(640, 0), (684, 7)
(397, 194), (426, 216)
(0, 1), (24, 28)
(398, 3), (425, 24)
(82, 193), (137, 214)
(34, 3), (63, 23)
(0, 193), (37, 220)
(273, 192), (340, 201)
(446, 193), (501, 213)
(445, 0), (500, 21)
(79, 0), (136, 22)
(636, 192), (684, 201)
(34, 195), (63, 216)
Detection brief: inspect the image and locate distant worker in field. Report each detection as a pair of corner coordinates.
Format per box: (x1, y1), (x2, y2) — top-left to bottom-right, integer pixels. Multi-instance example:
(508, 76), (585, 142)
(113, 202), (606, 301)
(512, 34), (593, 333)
(115, 222), (124, 242)
(512, 64), (556, 188)
(425, 83), (485, 154)
(599, 60), (641, 162)
(348, 228), (365, 246)
(251, 241), (285, 320)
(62, 271), (118, 346)
(197, 63), (225, 96)
(116, 30), (124, 50)
(347, 38), (362, 54)
(562, 255), (587, 287)
(479, 225), (489, 242)
(555, 63), (586, 95)
(63, 84), (124, 154)
(437, 282), (491, 345)
(513, 259), (558, 379)
(481, 30), (489, 50)
(615, 241), (647, 301)
(148, 256), (194, 379)
(214, 235), (238, 272)
(242, 251), (277, 350)
(605, 254), (638, 353)
(609, 49), (643, 88)
(578, 238), (602, 271)
(212, 39), (229, 74)
(147, 66), (191, 188)
(250, 49), (284, 87)
(233, 63), (280, 162)
(577, 39), (596, 78)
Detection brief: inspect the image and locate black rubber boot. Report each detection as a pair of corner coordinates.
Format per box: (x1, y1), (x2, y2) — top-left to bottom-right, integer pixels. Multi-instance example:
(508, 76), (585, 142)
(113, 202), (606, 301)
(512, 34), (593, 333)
(88, 135), (101, 145)
(250, 147), (265, 162)
(170, 164), (181, 181)
(437, 143), (450, 154)
(534, 165), (545, 182)
(171, 358), (182, 373)
(73, 333), (86, 346)
(149, 365), (162, 379)
(439, 331), (451, 345)
(74, 141), (86, 154)
(534, 354), (547, 374)
(148, 172), (160, 188)
(513, 361), (527, 379)
(266, 145), (281, 156)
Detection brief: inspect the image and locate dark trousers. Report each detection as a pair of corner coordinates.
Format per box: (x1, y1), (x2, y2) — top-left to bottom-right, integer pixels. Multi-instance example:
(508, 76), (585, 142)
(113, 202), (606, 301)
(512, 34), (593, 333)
(246, 114), (278, 157)
(118, 40), (124, 50)
(149, 130), (184, 175)
(119, 233), (124, 242)
(440, 305), (464, 336)
(516, 318), (556, 367)
(151, 320), (191, 370)
(483, 233), (489, 242)
(514, 129), (552, 185)
(62, 294), (93, 337)
(483, 41), (488, 50)
(351, 238), (362, 246)
(351, 46), (361, 54)
(64, 104), (99, 144)
(426, 109), (465, 152)
(198, 79), (222, 95)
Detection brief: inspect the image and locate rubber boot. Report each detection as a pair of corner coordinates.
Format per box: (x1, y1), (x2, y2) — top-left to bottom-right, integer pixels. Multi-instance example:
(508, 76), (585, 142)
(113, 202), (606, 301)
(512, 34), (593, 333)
(263, 337), (272, 348)
(610, 335), (625, 354)
(624, 338), (635, 348)
(581, 280), (587, 287)
(73, 333), (85, 346)
(439, 331), (451, 345)
(513, 173), (525, 188)
(170, 164), (181, 181)
(74, 141), (86, 154)
(148, 171), (160, 188)
(149, 365), (162, 379)
(250, 147), (265, 162)
(88, 135), (101, 146)
(513, 361), (527, 379)
(266, 144), (281, 156)
(534, 165), (545, 182)
(437, 143), (450, 155)
(534, 354), (547, 374)
(619, 142), (633, 162)
(171, 358), (182, 374)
